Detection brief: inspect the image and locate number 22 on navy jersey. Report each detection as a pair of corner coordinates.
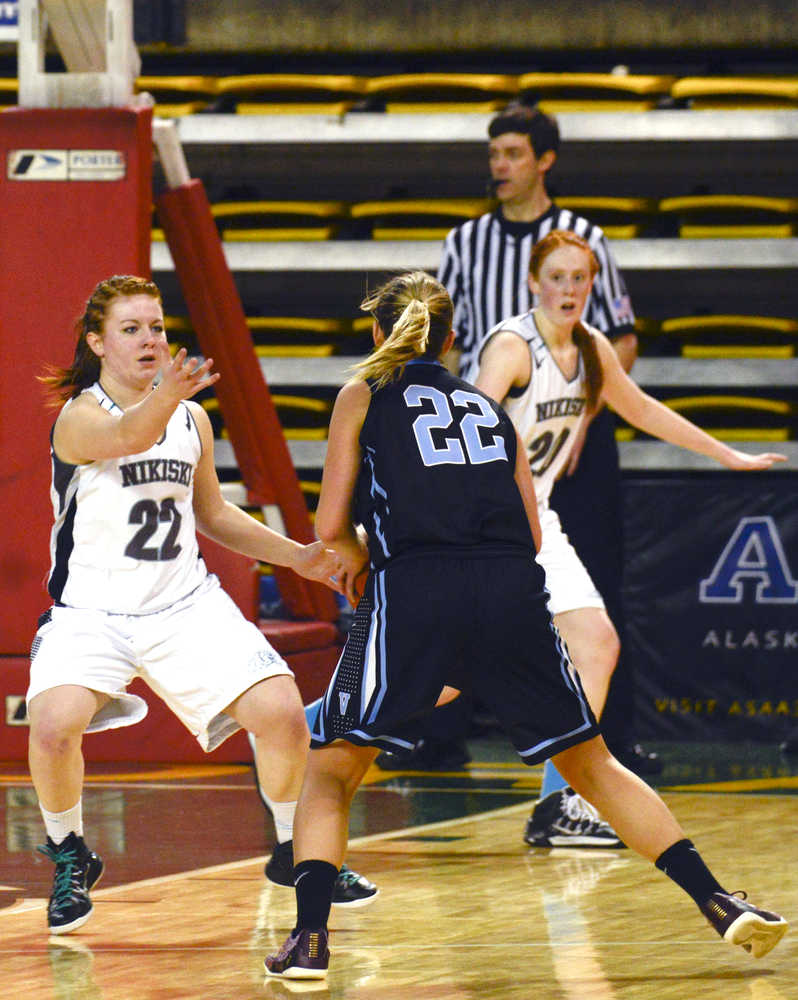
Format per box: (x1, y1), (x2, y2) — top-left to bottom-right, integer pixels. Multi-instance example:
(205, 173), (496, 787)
(354, 360), (535, 568)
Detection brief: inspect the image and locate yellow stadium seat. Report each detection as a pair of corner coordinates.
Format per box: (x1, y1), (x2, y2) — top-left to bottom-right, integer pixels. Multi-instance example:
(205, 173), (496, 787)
(271, 394), (332, 415)
(163, 316), (199, 355)
(247, 316), (352, 355)
(0, 77), (18, 104)
(363, 73), (518, 112)
(660, 394), (795, 441)
(235, 101), (355, 116)
(661, 315), (798, 357)
(135, 75), (219, 116)
(557, 196), (657, 238)
(671, 76), (798, 109)
(167, 317), (346, 362)
(165, 315), (193, 333)
(254, 344), (336, 357)
(212, 200), (347, 241)
(350, 198), (491, 239)
(166, 314), (352, 356)
(212, 392), (332, 441)
(658, 195), (798, 238)
(680, 345), (794, 360)
(518, 72), (675, 111)
(216, 74), (366, 114)
(351, 316), (375, 334)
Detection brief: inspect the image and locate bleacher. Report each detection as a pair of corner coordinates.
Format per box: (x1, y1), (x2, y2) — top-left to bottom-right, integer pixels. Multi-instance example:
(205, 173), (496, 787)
(133, 70), (798, 501)
(6, 20), (795, 497)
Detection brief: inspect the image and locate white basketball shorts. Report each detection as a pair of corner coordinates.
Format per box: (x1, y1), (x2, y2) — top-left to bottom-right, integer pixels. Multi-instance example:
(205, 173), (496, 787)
(27, 574), (293, 752)
(536, 506), (606, 617)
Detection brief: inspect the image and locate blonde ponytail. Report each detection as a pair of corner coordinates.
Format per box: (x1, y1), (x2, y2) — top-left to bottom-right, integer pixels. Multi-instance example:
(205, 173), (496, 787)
(351, 271), (453, 389)
(352, 298), (432, 388)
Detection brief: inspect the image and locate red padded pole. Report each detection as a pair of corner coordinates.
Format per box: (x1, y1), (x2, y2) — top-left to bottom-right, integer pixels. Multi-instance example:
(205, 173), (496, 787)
(0, 107), (152, 653)
(156, 179), (337, 622)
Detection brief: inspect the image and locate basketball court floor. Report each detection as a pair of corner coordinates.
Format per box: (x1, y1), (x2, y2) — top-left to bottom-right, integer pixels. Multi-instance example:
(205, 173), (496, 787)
(2, 739), (796, 999)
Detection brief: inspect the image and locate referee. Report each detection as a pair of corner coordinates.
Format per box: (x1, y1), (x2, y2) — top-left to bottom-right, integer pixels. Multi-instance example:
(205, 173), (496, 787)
(437, 103), (662, 781)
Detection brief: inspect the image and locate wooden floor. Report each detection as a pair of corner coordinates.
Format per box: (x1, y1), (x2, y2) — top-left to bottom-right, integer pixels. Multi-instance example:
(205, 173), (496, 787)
(1, 742), (796, 1000)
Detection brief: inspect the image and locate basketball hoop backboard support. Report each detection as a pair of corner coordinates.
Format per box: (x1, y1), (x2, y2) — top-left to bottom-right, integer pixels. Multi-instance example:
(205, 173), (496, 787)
(17, 0), (140, 108)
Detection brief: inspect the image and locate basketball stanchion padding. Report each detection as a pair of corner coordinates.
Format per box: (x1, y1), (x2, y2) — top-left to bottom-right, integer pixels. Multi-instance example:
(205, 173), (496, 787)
(0, 106), (152, 654)
(156, 178), (337, 622)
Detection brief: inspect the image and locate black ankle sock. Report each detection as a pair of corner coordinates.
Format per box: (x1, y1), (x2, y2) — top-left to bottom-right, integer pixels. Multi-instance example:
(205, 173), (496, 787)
(655, 838), (725, 906)
(293, 859), (339, 933)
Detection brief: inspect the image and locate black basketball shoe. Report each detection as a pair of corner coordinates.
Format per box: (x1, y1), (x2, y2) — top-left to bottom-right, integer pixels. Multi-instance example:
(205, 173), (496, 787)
(701, 890), (788, 958)
(37, 832), (104, 934)
(264, 928), (329, 980)
(265, 839), (378, 907)
(524, 788), (626, 849)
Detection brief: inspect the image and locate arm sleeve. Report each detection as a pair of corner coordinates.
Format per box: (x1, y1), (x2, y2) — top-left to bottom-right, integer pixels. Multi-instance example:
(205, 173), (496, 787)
(585, 228), (636, 340)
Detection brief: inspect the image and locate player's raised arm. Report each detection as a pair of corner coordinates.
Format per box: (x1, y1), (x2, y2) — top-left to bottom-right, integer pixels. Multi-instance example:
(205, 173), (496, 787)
(595, 333), (787, 471)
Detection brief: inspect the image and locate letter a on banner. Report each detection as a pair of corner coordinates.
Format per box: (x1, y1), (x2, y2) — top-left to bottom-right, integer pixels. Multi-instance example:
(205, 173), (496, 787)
(700, 516), (798, 604)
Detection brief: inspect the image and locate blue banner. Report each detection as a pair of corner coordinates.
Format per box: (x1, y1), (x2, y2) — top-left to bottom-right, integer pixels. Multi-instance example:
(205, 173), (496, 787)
(623, 476), (798, 740)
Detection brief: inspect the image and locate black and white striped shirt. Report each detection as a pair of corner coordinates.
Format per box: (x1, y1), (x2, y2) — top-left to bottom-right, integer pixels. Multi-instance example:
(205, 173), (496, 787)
(437, 204), (635, 374)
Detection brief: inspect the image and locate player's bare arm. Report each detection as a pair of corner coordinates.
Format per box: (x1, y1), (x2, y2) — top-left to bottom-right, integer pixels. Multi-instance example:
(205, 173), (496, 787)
(473, 329), (531, 402)
(612, 330), (638, 374)
(596, 333), (787, 470)
(564, 329), (637, 476)
(316, 379), (371, 604)
(189, 405), (343, 590)
(53, 342), (219, 465)
(513, 428), (542, 551)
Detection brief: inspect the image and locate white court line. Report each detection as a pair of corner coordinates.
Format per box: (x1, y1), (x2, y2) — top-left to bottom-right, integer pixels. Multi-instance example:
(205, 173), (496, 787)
(0, 799), (535, 921)
(5, 789), (782, 923)
(0, 940), (726, 954)
(0, 781), (536, 793)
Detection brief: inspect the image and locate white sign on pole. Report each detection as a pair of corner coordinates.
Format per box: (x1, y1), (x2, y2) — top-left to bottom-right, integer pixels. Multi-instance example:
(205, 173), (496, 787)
(0, 2), (19, 41)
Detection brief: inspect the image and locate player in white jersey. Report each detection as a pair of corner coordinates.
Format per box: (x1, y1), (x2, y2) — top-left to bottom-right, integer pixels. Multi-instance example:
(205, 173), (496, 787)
(27, 275), (374, 936)
(467, 308), (589, 512)
(470, 307), (608, 619)
(48, 382), (207, 614)
(472, 230), (787, 848)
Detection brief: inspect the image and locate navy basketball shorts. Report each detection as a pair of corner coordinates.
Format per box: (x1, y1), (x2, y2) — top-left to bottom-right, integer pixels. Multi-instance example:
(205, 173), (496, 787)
(310, 550), (600, 763)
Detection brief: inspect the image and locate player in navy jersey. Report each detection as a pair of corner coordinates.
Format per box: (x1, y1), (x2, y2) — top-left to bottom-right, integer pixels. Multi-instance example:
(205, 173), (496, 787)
(28, 275), (373, 935)
(264, 271), (787, 981)
(432, 101), (657, 786)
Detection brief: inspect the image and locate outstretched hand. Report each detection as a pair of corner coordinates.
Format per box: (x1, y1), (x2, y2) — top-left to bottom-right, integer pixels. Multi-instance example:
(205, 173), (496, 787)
(338, 531), (370, 607)
(293, 540), (346, 592)
(723, 449), (788, 471)
(293, 541), (370, 608)
(320, 530), (370, 607)
(158, 344), (220, 401)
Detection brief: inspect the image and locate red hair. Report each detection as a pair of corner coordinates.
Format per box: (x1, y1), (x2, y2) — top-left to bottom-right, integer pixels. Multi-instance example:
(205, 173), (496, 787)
(530, 230), (603, 412)
(39, 275), (162, 405)
(530, 229), (599, 280)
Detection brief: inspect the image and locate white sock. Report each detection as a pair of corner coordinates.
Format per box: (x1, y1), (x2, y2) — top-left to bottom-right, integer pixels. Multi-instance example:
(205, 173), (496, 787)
(260, 792), (296, 844)
(40, 799), (83, 844)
